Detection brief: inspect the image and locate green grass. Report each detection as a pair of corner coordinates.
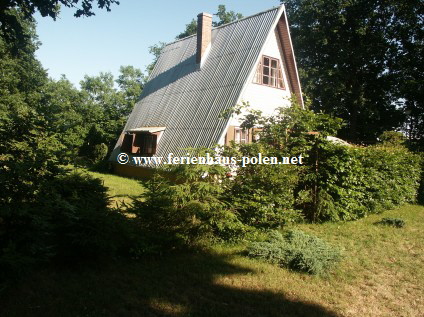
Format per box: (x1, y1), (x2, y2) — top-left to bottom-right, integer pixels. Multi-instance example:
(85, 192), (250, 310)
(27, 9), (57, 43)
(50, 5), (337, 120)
(1, 169), (422, 316)
(70, 167), (146, 207)
(1, 204), (422, 317)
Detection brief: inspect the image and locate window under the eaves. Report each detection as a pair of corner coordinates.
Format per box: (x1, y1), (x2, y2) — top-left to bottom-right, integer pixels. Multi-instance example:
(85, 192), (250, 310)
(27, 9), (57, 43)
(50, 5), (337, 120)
(253, 55), (285, 89)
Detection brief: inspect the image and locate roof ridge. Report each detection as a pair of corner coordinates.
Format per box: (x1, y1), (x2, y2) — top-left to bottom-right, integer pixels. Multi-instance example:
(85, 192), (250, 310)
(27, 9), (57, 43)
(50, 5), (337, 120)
(212, 6), (281, 31)
(163, 5), (282, 47)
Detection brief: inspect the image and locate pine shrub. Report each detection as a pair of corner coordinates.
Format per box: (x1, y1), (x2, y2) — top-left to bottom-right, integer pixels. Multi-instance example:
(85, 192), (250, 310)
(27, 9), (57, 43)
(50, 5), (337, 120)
(247, 230), (341, 275)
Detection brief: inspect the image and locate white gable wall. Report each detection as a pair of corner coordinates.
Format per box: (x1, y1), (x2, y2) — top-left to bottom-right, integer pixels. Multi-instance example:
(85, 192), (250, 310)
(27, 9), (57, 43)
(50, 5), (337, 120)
(218, 28), (293, 145)
(237, 28), (292, 117)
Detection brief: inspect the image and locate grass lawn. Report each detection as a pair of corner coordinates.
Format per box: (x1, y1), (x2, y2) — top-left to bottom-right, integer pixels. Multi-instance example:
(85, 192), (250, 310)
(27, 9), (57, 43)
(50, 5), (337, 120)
(1, 170), (422, 316)
(70, 167), (146, 207)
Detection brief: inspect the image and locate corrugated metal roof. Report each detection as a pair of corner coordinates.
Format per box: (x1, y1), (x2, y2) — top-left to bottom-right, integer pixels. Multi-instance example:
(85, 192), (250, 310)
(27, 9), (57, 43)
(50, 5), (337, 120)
(112, 6), (283, 165)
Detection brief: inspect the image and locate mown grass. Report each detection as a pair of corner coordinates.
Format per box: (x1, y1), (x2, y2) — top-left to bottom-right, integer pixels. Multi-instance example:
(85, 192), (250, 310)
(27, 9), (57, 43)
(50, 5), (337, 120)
(70, 167), (145, 207)
(1, 170), (422, 317)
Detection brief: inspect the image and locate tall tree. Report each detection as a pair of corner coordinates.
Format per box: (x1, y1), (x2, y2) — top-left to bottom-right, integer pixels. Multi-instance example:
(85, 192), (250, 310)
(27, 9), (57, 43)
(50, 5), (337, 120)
(282, 0), (422, 142)
(213, 4), (243, 27)
(78, 67), (144, 157)
(116, 65), (144, 114)
(0, 11), (60, 205)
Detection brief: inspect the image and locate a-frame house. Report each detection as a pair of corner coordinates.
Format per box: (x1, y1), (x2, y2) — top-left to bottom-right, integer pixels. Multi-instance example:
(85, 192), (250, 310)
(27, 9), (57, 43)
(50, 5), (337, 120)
(110, 5), (303, 177)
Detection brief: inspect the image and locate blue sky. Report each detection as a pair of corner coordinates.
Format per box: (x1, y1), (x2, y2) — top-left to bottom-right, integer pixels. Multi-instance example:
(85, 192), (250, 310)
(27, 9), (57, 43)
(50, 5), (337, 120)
(34, 0), (281, 87)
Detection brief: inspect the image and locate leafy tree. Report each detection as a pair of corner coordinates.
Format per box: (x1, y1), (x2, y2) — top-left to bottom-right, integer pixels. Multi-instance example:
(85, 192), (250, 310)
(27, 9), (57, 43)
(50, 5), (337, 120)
(282, 0), (422, 142)
(176, 4), (243, 40)
(213, 4), (243, 27)
(78, 67), (144, 159)
(175, 19), (197, 40)
(145, 42), (166, 78)
(0, 10), (61, 205)
(39, 76), (91, 161)
(116, 65), (144, 114)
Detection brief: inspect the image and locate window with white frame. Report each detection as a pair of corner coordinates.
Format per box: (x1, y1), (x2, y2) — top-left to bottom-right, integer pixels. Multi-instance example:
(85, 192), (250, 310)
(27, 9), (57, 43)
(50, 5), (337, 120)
(234, 127), (249, 144)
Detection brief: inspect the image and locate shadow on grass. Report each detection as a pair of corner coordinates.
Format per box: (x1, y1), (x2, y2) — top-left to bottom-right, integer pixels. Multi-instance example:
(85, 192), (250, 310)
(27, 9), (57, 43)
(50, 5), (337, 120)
(0, 251), (340, 317)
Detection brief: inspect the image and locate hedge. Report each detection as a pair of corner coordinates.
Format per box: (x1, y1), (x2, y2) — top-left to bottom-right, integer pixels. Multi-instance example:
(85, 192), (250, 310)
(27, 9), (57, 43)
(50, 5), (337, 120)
(296, 142), (422, 221)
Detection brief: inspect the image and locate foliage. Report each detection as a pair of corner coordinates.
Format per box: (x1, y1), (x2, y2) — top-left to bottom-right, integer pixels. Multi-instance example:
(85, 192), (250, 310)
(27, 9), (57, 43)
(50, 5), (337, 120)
(175, 5), (243, 40)
(419, 153), (424, 205)
(234, 100), (421, 222)
(129, 149), (248, 247)
(378, 131), (406, 147)
(283, 0), (423, 142)
(0, 13), (62, 206)
(145, 42), (166, 75)
(376, 217), (406, 228)
(37, 172), (129, 260)
(247, 230), (341, 275)
(175, 19), (198, 40)
(76, 67), (144, 160)
(223, 142), (303, 228)
(0, 171), (134, 281)
(213, 4), (243, 27)
(92, 142), (109, 163)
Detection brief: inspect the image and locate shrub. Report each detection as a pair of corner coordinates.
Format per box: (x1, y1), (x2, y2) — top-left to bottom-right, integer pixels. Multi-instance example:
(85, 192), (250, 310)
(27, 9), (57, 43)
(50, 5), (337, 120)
(296, 141), (421, 221)
(0, 171), (134, 282)
(376, 217), (406, 228)
(38, 171), (129, 259)
(247, 230), (341, 275)
(418, 153), (424, 205)
(130, 152), (249, 248)
(233, 102), (422, 223)
(378, 131), (406, 147)
(223, 142), (303, 228)
(92, 143), (109, 163)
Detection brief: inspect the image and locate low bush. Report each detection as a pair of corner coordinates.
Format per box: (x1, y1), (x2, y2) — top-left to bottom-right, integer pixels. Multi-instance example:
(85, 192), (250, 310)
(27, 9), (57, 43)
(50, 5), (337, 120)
(247, 230), (341, 275)
(38, 172), (132, 260)
(232, 103), (422, 223)
(376, 217), (406, 228)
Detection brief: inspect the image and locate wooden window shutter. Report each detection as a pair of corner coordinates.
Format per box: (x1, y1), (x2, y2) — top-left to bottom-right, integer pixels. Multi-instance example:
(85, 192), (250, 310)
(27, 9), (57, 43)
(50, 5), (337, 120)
(121, 134), (133, 153)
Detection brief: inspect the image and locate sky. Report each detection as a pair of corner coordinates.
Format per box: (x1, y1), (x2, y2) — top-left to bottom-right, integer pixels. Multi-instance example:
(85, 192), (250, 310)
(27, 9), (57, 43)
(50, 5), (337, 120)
(34, 0), (282, 88)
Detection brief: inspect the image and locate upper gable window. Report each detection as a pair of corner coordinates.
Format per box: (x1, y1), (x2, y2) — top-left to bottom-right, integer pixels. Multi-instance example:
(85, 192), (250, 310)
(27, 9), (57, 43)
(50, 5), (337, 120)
(253, 56), (285, 89)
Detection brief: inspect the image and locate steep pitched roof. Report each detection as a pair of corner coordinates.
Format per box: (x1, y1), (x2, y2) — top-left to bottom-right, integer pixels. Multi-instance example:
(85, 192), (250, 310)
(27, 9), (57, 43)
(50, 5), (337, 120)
(112, 5), (302, 161)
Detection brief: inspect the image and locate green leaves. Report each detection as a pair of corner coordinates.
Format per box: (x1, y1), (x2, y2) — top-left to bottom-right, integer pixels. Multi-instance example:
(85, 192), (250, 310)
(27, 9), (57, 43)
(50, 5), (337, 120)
(283, 0), (422, 142)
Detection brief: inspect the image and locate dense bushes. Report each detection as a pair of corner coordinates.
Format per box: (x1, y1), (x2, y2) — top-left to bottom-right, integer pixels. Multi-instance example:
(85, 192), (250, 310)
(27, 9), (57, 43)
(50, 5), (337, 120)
(247, 230), (341, 275)
(129, 156), (248, 247)
(297, 141), (422, 221)
(231, 104), (422, 223)
(0, 172), (136, 282)
(227, 143), (303, 228)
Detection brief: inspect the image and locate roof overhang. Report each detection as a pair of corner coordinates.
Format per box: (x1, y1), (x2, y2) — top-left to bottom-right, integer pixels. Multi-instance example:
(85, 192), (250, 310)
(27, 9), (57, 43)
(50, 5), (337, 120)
(127, 127), (166, 133)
